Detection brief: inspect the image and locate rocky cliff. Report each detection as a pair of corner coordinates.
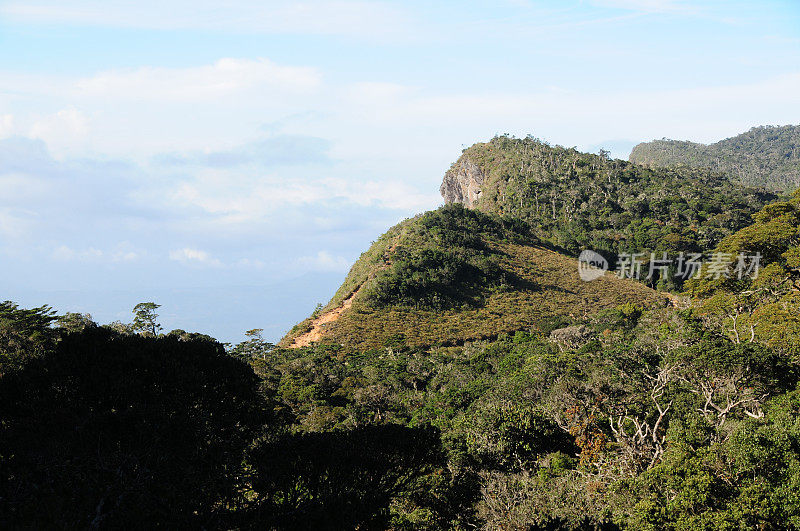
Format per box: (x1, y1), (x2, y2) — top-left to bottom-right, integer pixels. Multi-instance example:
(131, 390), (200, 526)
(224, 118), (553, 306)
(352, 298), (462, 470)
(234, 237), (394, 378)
(440, 157), (485, 207)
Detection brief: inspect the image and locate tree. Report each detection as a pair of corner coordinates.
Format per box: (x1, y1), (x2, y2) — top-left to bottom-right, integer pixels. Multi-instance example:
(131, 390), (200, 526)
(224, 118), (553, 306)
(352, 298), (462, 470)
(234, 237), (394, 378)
(245, 424), (445, 529)
(0, 301), (58, 373)
(56, 312), (96, 333)
(229, 328), (275, 361)
(131, 302), (161, 336)
(0, 327), (265, 528)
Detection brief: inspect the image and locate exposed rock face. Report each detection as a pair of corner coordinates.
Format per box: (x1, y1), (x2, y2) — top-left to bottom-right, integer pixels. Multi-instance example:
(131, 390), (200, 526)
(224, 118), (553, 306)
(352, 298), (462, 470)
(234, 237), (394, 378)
(440, 157), (485, 208)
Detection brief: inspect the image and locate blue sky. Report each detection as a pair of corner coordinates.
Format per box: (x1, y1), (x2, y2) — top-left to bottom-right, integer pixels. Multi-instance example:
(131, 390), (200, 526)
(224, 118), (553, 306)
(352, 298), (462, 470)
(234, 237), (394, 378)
(1, 0), (799, 342)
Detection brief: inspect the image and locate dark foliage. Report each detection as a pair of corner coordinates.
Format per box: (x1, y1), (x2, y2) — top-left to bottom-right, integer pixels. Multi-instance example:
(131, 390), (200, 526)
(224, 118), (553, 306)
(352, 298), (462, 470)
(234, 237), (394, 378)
(0, 301), (58, 373)
(244, 425), (445, 529)
(0, 328), (265, 529)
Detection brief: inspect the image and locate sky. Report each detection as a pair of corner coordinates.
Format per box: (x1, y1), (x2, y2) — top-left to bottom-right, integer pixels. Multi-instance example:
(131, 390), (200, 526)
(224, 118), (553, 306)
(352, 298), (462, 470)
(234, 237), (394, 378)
(1, 0), (799, 343)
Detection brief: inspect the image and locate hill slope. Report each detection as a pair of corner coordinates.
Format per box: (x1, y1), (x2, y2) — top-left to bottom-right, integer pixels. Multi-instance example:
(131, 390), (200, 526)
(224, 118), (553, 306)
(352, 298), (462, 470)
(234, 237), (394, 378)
(629, 124), (800, 191)
(280, 205), (668, 351)
(441, 135), (776, 260)
(282, 136), (777, 349)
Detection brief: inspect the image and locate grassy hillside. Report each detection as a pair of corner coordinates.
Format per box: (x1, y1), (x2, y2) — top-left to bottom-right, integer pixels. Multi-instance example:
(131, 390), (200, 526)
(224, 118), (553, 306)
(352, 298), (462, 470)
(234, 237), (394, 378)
(630, 124), (800, 191)
(442, 135), (776, 263)
(280, 205), (668, 351)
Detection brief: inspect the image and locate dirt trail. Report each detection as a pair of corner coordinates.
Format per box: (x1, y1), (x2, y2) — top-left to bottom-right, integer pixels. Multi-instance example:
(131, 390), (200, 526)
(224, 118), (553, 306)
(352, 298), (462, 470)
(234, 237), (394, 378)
(288, 290), (358, 348)
(289, 235), (400, 348)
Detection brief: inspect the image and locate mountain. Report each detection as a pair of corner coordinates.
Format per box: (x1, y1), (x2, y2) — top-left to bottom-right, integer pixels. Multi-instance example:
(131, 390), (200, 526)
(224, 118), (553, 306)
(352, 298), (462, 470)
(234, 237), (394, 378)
(268, 182), (799, 528)
(281, 136), (780, 350)
(279, 204), (667, 351)
(441, 135), (776, 259)
(629, 124), (800, 191)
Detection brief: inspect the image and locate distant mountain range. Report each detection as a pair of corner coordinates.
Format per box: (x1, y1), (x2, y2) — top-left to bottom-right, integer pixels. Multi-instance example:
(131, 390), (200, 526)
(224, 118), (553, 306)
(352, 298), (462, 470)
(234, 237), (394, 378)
(630, 124), (800, 191)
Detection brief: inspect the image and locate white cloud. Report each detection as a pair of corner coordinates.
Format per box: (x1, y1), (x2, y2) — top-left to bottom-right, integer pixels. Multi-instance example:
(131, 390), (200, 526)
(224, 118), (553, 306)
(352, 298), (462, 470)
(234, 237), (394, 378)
(334, 71), (800, 149)
(6, 51), (795, 164)
(0, 114), (14, 137)
(0, 210), (32, 239)
(52, 245), (103, 261)
(29, 108), (88, 148)
(169, 247), (222, 266)
(0, 58), (326, 157)
(0, 1), (415, 41)
(355, 181), (441, 211)
(298, 251), (351, 272)
(112, 250), (139, 262)
(50, 243), (142, 263)
(109, 242), (142, 262)
(0, 172), (50, 201)
(75, 58), (321, 101)
(235, 257), (266, 268)
(167, 168), (440, 225)
(154, 135), (330, 167)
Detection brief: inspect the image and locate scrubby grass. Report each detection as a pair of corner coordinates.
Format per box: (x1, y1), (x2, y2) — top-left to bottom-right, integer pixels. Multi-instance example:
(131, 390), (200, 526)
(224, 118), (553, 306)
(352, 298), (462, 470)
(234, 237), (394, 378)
(281, 205), (667, 351)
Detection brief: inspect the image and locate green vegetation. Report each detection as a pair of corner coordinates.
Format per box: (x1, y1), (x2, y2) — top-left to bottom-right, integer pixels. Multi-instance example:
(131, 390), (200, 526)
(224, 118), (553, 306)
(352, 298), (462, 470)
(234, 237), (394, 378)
(281, 204), (667, 351)
(131, 301), (162, 336)
(245, 425), (445, 529)
(686, 189), (800, 358)
(5, 291), (800, 528)
(366, 205), (531, 310)
(0, 301), (58, 374)
(260, 305), (800, 528)
(448, 135), (777, 262)
(630, 124), (800, 191)
(0, 308), (445, 529)
(0, 326), (264, 528)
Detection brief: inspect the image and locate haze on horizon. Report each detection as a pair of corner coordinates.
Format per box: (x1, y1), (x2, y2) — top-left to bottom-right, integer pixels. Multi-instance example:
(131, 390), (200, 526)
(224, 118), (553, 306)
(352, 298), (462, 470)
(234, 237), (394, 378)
(1, 0), (799, 342)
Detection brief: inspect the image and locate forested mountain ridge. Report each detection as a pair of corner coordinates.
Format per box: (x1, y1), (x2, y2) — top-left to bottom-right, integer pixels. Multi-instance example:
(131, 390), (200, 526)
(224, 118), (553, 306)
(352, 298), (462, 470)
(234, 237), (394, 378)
(266, 189), (800, 528)
(629, 124), (800, 191)
(441, 135), (776, 262)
